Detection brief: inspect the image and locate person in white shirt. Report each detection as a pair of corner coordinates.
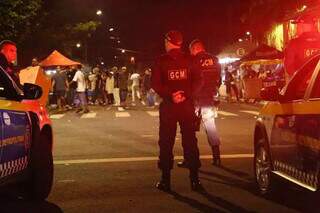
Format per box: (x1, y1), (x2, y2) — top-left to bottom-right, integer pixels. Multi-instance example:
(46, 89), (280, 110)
(130, 71), (141, 105)
(111, 66), (121, 106)
(72, 67), (89, 113)
(88, 68), (98, 105)
(106, 71), (115, 104)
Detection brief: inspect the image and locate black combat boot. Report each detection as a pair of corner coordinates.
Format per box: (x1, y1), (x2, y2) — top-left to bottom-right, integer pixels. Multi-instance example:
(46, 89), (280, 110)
(212, 145), (221, 166)
(190, 169), (203, 191)
(156, 170), (171, 192)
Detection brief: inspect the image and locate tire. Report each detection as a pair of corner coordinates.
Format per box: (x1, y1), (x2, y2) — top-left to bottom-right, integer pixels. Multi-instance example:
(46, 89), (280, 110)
(26, 126), (53, 201)
(254, 138), (275, 195)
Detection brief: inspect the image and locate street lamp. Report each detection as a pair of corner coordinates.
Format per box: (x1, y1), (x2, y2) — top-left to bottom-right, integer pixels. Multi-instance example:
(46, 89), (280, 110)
(298, 5), (307, 12)
(130, 56), (135, 63)
(121, 49), (125, 53)
(117, 40), (121, 44)
(246, 31), (253, 42)
(109, 27), (114, 32)
(76, 43), (81, 48)
(238, 38), (243, 42)
(96, 9), (102, 16)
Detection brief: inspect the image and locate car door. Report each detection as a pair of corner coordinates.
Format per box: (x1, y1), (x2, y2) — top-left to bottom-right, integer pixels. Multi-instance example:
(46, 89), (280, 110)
(0, 69), (31, 179)
(291, 63), (320, 188)
(270, 55), (320, 178)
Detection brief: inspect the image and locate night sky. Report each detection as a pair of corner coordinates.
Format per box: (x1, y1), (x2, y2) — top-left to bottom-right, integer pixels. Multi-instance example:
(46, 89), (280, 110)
(38, 0), (252, 66)
(98, 0), (250, 53)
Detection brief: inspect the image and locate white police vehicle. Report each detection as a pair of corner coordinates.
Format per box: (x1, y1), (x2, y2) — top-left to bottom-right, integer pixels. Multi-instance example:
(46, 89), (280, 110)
(0, 66), (53, 200)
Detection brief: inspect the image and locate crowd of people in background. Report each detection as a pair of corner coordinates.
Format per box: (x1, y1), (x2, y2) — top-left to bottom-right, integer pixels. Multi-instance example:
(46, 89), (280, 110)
(50, 64), (157, 113)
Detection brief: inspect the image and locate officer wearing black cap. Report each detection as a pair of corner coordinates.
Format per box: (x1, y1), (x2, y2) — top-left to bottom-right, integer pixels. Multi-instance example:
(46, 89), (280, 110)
(152, 30), (203, 191)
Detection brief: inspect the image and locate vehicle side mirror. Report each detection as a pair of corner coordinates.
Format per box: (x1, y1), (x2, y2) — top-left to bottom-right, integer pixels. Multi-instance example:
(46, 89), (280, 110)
(23, 83), (42, 100)
(260, 86), (280, 101)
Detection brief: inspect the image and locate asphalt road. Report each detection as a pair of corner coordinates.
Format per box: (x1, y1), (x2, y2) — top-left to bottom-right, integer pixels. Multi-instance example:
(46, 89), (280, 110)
(1, 101), (319, 213)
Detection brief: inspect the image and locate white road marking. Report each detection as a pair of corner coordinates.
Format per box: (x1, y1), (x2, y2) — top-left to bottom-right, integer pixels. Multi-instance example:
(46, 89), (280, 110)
(146, 111), (159, 117)
(218, 111), (239, 117)
(141, 134), (155, 138)
(54, 154), (253, 165)
(240, 110), (259, 116)
(50, 114), (65, 119)
(81, 112), (96, 119)
(117, 107), (125, 111)
(58, 179), (76, 183)
(115, 112), (131, 118)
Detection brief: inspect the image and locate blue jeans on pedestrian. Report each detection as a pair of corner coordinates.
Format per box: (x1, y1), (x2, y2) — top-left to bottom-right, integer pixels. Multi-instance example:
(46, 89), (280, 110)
(146, 89), (155, 106)
(76, 92), (88, 109)
(120, 89), (128, 102)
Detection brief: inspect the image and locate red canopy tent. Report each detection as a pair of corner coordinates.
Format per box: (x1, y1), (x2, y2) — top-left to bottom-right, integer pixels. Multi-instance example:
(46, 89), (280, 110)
(40, 50), (81, 67)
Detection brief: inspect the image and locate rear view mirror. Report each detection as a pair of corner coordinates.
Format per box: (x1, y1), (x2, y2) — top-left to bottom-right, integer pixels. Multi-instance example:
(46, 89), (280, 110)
(260, 86), (280, 101)
(23, 83), (42, 100)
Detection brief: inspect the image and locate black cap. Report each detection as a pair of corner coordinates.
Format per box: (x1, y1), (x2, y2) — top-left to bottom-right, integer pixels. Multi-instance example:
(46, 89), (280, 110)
(189, 39), (203, 48)
(165, 30), (183, 46)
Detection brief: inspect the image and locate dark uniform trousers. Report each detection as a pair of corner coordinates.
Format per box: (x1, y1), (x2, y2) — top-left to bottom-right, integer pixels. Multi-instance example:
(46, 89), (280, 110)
(158, 99), (201, 171)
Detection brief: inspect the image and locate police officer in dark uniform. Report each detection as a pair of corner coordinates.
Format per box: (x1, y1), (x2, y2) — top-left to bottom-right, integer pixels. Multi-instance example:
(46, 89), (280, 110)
(152, 30), (203, 191)
(191, 39), (222, 164)
(178, 39), (222, 167)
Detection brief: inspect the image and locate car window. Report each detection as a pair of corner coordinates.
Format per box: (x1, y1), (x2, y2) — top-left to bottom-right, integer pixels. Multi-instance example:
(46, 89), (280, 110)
(283, 57), (319, 101)
(0, 71), (9, 99)
(310, 68), (320, 98)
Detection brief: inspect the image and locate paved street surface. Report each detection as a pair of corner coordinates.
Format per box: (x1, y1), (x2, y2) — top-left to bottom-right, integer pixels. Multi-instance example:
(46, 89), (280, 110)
(1, 101), (319, 213)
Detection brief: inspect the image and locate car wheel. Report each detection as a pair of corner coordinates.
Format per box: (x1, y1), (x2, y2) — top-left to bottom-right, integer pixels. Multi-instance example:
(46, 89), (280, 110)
(26, 131), (53, 201)
(254, 139), (273, 195)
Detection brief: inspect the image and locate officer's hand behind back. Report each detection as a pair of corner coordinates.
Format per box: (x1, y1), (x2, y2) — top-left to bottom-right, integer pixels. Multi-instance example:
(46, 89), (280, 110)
(172, 90), (186, 104)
